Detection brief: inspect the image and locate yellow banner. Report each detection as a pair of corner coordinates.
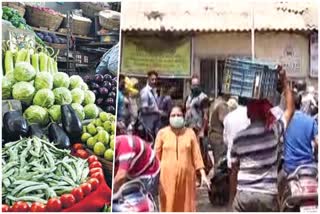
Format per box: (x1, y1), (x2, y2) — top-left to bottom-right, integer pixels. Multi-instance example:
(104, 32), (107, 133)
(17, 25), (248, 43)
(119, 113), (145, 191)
(121, 36), (191, 77)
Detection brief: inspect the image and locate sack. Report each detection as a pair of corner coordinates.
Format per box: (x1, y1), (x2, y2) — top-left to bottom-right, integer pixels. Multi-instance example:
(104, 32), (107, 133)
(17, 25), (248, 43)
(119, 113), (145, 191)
(96, 43), (119, 76)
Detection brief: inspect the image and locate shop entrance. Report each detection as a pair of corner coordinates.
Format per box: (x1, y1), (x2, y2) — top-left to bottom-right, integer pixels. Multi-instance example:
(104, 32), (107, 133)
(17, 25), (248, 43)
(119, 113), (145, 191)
(200, 58), (225, 98)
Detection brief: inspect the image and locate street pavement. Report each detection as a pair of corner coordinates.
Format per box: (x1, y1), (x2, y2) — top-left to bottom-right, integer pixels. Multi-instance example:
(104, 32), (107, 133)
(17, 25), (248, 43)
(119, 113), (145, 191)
(196, 187), (232, 212)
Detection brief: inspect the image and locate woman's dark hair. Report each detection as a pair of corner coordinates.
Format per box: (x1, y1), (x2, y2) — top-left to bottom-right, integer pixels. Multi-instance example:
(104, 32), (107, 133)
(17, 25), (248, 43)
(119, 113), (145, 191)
(147, 70), (158, 78)
(169, 104), (186, 116)
(293, 91), (302, 110)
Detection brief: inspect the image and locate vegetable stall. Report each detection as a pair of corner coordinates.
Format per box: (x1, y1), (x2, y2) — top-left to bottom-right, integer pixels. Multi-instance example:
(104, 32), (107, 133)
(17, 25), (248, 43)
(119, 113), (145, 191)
(2, 2), (120, 212)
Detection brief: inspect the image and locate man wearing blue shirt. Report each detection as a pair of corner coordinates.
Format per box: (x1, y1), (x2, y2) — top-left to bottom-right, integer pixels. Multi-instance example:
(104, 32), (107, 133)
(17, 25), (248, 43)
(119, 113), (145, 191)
(283, 92), (318, 174)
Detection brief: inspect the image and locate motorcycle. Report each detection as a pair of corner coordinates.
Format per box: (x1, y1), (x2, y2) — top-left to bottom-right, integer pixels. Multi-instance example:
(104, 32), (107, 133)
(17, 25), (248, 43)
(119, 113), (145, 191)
(112, 179), (157, 212)
(208, 150), (229, 206)
(280, 164), (318, 212)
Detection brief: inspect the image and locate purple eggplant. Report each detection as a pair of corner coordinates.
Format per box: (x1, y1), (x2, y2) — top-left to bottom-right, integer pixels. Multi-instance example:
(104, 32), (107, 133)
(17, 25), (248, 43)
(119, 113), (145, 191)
(95, 74), (104, 83)
(111, 79), (117, 86)
(90, 82), (100, 90)
(83, 75), (93, 83)
(99, 87), (109, 96)
(108, 92), (116, 99)
(102, 81), (112, 90)
(106, 106), (116, 114)
(104, 74), (112, 82)
(113, 76), (117, 81)
(96, 98), (104, 106)
(106, 98), (115, 105)
(111, 86), (117, 93)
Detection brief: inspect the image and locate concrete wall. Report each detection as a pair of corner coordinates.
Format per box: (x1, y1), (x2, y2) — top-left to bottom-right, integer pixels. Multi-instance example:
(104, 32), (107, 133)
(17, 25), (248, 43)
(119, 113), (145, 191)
(193, 31), (317, 89)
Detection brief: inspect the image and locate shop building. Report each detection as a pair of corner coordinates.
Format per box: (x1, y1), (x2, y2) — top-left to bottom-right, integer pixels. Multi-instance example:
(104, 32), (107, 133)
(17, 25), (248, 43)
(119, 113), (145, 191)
(121, 0), (318, 100)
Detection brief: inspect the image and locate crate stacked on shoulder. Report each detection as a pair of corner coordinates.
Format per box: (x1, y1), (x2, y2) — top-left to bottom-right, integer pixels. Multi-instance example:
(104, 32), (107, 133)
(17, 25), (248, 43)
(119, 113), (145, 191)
(222, 58), (278, 100)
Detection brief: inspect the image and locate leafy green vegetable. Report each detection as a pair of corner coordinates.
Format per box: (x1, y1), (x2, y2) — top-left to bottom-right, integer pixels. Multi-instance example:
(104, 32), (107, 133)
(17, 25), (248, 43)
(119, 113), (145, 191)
(12, 81), (35, 104)
(69, 75), (83, 90)
(53, 87), (72, 105)
(48, 105), (61, 122)
(80, 82), (89, 91)
(33, 89), (55, 108)
(23, 105), (49, 126)
(83, 90), (96, 105)
(34, 72), (53, 90)
(14, 62), (36, 82)
(84, 104), (99, 119)
(53, 72), (70, 88)
(71, 88), (84, 104)
(2, 77), (14, 99)
(71, 103), (85, 121)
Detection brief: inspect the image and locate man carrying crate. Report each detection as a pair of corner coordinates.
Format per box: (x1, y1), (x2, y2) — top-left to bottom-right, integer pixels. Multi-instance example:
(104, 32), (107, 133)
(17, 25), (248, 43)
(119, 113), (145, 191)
(228, 67), (294, 212)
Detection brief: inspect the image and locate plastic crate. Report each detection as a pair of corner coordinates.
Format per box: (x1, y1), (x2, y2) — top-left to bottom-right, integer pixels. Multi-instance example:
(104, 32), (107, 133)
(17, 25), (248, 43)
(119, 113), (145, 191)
(222, 58), (278, 99)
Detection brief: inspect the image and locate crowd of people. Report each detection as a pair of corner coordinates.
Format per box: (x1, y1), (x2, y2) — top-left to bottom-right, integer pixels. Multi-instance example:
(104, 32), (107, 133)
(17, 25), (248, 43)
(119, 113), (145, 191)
(113, 68), (318, 212)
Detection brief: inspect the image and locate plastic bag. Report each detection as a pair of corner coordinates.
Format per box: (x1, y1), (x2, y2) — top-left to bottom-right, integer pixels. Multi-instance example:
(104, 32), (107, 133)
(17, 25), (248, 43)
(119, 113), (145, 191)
(96, 43), (119, 76)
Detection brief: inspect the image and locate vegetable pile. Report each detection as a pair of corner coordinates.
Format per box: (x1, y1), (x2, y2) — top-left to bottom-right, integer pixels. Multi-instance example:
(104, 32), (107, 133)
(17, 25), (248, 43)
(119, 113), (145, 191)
(30, 5), (63, 16)
(2, 137), (101, 210)
(36, 32), (67, 44)
(83, 73), (117, 114)
(2, 41), (103, 127)
(81, 112), (115, 161)
(2, 7), (45, 46)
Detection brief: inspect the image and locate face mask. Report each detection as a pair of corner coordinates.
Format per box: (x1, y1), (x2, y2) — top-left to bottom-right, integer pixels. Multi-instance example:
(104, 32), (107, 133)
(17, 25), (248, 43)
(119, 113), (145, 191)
(170, 116), (185, 129)
(191, 86), (201, 96)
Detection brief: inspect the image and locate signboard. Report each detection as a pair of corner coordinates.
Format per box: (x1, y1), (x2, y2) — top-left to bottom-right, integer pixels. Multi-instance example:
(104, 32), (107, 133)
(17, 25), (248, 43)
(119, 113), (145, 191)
(279, 45), (302, 76)
(121, 36), (191, 77)
(310, 32), (318, 78)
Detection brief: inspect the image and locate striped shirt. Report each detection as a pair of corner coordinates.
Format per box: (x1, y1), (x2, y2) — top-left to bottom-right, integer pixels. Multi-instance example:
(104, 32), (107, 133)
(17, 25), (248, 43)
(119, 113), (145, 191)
(231, 118), (286, 195)
(115, 135), (160, 179)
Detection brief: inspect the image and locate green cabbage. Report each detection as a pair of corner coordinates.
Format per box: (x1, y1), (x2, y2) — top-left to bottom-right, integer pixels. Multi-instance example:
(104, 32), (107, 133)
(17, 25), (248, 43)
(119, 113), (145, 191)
(53, 87), (72, 105)
(71, 88), (84, 104)
(80, 82), (89, 91)
(2, 76), (14, 99)
(12, 81), (35, 104)
(83, 90), (96, 105)
(23, 105), (49, 126)
(48, 105), (61, 123)
(84, 104), (99, 119)
(69, 75), (84, 90)
(35, 72), (53, 90)
(33, 89), (55, 108)
(53, 72), (70, 88)
(5, 72), (16, 84)
(71, 103), (85, 121)
(14, 62), (36, 82)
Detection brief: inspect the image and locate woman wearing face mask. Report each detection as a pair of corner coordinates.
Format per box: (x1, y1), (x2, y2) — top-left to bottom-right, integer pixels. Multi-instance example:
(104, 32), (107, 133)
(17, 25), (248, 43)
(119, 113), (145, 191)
(155, 105), (210, 212)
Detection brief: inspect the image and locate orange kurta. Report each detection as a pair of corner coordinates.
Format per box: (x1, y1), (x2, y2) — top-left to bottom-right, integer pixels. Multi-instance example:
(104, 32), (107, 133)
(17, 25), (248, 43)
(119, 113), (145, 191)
(155, 127), (205, 212)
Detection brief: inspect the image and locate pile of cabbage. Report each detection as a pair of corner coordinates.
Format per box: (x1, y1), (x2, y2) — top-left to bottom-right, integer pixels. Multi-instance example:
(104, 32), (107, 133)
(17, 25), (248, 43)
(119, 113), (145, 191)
(2, 62), (100, 126)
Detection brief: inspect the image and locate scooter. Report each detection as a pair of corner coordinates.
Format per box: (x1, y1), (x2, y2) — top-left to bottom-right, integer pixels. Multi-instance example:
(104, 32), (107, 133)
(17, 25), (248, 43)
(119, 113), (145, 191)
(280, 164), (318, 212)
(112, 179), (157, 212)
(208, 151), (229, 206)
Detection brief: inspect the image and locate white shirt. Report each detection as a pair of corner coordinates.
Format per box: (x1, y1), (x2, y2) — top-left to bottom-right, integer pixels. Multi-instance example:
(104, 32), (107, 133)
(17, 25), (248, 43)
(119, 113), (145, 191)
(223, 105), (250, 168)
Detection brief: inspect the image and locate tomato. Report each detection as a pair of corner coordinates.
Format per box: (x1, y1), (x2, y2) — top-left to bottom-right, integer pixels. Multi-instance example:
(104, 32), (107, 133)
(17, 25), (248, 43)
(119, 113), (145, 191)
(30, 202), (46, 212)
(87, 155), (98, 164)
(88, 178), (100, 191)
(60, 194), (76, 209)
(80, 183), (92, 196)
(71, 187), (84, 202)
(89, 161), (102, 169)
(46, 198), (62, 212)
(89, 167), (103, 176)
(91, 172), (104, 182)
(76, 149), (89, 159)
(11, 201), (29, 212)
(72, 143), (84, 151)
(2, 204), (9, 212)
